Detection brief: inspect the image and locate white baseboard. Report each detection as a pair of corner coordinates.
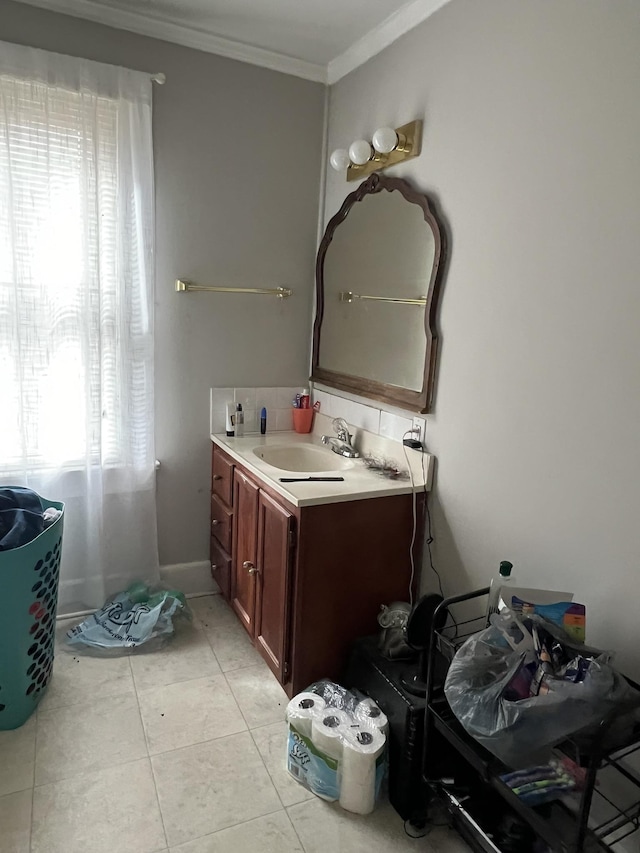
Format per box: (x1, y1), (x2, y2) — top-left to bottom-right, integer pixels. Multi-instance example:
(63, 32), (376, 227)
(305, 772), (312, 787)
(55, 561), (217, 618)
(160, 560), (219, 596)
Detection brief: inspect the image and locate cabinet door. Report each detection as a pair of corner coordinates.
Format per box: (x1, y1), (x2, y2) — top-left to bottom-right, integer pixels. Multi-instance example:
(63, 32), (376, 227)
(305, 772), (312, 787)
(212, 448), (234, 506)
(210, 493), (233, 553)
(210, 536), (231, 601)
(231, 469), (259, 635)
(255, 490), (294, 683)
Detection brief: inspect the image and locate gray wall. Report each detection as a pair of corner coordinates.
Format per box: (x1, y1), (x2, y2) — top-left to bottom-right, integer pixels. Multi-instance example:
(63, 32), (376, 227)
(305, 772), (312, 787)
(1, 0), (325, 567)
(325, 0), (640, 674)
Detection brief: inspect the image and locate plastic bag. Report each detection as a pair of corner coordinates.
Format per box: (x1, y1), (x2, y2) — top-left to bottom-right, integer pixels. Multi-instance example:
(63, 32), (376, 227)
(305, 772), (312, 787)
(444, 612), (633, 766)
(65, 582), (189, 654)
(285, 679), (388, 814)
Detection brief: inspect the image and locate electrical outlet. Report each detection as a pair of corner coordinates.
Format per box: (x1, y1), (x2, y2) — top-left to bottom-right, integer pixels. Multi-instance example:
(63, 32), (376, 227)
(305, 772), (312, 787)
(411, 417), (426, 446)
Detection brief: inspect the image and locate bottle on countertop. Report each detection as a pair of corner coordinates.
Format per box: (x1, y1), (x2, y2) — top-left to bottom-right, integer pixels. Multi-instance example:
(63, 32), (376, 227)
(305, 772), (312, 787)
(235, 403), (244, 437)
(300, 388), (310, 409)
(485, 560), (514, 625)
(260, 407), (267, 435)
(225, 402), (235, 437)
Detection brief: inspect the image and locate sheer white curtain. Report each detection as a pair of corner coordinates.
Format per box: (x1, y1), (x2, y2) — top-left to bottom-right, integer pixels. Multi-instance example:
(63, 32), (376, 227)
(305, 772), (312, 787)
(0, 41), (158, 613)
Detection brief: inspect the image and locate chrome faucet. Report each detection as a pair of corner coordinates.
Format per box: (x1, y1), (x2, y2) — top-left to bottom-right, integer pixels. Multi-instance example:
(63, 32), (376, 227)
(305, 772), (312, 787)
(321, 417), (360, 458)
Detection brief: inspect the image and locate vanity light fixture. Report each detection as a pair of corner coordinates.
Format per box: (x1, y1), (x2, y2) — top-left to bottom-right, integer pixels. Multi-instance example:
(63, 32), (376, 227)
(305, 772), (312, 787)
(329, 120), (422, 182)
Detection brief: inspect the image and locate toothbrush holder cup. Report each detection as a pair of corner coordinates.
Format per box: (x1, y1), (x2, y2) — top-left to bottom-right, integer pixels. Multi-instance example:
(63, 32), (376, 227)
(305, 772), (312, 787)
(292, 408), (314, 434)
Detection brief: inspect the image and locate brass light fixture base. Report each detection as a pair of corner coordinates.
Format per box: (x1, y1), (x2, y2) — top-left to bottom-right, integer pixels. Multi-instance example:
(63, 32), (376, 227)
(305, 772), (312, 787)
(346, 120), (422, 182)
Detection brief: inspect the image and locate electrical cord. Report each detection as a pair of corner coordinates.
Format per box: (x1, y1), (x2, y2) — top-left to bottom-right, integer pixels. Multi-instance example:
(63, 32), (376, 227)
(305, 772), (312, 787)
(403, 819), (428, 838)
(403, 432), (458, 636)
(401, 430), (418, 606)
(419, 440), (458, 635)
(424, 490), (444, 599)
(410, 437), (444, 599)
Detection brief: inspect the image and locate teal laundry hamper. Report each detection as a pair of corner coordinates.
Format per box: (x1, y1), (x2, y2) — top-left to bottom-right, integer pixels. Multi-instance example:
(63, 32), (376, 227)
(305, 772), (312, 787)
(0, 494), (64, 730)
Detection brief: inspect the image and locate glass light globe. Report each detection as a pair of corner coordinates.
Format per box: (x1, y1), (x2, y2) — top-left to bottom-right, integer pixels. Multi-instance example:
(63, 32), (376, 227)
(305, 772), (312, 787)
(372, 126), (398, 154)
(329, 148), (351, 171)
(348, 139), (373, 166)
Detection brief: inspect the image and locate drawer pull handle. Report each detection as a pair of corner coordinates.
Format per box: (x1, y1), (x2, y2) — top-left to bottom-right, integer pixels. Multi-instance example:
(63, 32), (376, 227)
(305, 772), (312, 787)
(211, 564), (218, 570)
(211, 519), (220, 526)
(213, 474), (222, 480)
(243, 560), (259, 575)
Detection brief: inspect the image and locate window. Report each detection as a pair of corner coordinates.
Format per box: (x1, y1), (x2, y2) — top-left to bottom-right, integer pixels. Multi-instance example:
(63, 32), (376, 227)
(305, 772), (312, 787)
(0, 68), (153, 475)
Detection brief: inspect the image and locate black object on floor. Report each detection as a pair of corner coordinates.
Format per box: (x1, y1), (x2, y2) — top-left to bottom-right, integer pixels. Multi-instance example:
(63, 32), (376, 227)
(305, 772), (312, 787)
(343, 635), (447, 823)
(401, 593), (448, 697)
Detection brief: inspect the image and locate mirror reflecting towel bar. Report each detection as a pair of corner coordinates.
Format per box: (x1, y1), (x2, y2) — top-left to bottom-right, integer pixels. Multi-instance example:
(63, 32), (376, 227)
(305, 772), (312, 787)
(339, 291), (426, 306)
(175, 279), (292, 298)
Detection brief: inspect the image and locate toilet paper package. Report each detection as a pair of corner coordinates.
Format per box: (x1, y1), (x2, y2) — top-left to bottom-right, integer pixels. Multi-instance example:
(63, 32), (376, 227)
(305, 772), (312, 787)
(285, 680), (388, 812)
(354, 697), (390, 736)
(339, 726), (387, 815)
(286, 692), (327, 739)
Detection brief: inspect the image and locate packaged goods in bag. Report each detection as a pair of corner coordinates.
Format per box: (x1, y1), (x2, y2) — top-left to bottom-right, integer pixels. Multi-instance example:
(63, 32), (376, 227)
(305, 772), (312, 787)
(285, 679), (388, 812)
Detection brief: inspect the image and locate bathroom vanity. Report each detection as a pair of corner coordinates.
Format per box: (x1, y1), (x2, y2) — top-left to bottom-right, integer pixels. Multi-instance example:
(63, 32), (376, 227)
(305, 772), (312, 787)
(210, 428), (433, 697)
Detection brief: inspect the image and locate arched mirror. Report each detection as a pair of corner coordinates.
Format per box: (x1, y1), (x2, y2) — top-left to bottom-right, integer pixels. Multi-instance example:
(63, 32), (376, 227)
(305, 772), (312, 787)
(311, 173), (447, 413)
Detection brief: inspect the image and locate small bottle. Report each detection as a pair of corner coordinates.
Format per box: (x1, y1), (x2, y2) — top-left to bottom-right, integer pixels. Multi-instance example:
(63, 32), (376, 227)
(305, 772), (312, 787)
(260, 407), (267, 435)
(235, 403), (244, 437)
(225, 402), (235, 437)
(300, 388), (310, 409)
(486, 560), (514, 625)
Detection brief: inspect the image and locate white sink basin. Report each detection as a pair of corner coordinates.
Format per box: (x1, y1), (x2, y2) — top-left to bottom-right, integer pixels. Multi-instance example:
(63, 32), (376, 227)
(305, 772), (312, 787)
(253, 444), (354, 473)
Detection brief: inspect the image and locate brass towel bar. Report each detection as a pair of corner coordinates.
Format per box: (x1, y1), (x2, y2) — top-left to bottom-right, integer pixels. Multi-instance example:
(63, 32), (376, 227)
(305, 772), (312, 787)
(339, 291), (426, 306)
(175, 279), (292, 298)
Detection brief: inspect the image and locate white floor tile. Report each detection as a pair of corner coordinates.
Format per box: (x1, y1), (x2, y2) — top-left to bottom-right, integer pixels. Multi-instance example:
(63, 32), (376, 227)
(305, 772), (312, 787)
(35, 693), (147, 785)
(251, 721), (314, 808)
(191, 596), (264, 671)
(151, 731), (281, 847)
(39, 643), (135, 712)
(287, 797), (430, 853)
(209, 625), (265, 672)
(225, 664), (288, 729)
(169, 810), (303, 852)
(0, 789), (32, 853)
(23, 594), (473, 853)
(138, 674), (247, 754)
(189, 594), (237, 630)
(0, 716), (36, 797)
(31, 758), (166, 853)
(130, 622), (222, 692)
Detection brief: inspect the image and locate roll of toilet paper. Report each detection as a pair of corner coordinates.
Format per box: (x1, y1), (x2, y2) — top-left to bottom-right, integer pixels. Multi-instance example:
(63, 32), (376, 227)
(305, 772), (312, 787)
(311, 708), (352, 761)
(339, 726), (387, 815)
(354, 698), (389, 736)
(286, 692), (327, 738)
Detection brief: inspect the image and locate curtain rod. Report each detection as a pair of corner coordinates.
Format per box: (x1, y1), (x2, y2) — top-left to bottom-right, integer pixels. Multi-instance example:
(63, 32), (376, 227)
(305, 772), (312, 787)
(151, 73), (166, 85)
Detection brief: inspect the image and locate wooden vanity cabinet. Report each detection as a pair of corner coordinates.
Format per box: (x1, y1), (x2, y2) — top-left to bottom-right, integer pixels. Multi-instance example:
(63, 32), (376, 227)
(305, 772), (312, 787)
(211, 443), (425, 698)
(231, 469), (259, 635)
(209, 449), (235, 599)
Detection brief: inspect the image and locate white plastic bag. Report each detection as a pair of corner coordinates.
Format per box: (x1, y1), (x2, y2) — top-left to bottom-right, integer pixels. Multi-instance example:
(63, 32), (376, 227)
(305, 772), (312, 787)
(444, 614), (631, 765)
(65, 582), (189, 654)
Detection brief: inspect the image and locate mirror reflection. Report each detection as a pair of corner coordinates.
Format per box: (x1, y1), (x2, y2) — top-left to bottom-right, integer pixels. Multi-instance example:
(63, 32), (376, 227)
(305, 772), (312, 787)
(312, 174), (446, 412)
(319, 189), (434, 391)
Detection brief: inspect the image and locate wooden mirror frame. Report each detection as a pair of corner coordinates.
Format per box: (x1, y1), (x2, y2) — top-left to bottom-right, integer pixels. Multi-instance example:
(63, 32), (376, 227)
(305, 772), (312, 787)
(311, 172), (447, 413)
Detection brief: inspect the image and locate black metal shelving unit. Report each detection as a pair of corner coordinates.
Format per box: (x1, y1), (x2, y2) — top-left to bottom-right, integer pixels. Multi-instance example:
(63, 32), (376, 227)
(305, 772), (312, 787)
(422, 588), (640, 853)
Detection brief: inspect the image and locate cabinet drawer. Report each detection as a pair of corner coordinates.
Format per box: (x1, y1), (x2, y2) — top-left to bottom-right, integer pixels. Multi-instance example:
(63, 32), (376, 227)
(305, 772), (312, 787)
(210, 536), (231, 601)
(212, 449), (234, 506)
(211, 493), (233, 552)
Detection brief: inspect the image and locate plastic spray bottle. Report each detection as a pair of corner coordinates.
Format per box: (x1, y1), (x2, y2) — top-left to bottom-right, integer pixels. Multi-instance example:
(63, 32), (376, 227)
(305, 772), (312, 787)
(485, 560), (514, 625)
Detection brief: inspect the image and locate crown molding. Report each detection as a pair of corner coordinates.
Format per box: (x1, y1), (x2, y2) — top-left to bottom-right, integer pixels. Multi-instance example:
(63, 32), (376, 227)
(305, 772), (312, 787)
(327, 0), (450, 84)
(13, 0), (452, 86)
(12, 0), (328, 83)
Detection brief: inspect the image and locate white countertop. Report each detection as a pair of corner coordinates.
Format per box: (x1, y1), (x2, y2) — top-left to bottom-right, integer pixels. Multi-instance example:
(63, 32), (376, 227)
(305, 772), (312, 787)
(210, 429), (434, 508)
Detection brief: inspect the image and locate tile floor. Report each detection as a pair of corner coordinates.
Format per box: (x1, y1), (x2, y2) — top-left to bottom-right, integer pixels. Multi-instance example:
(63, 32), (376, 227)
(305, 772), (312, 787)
(0, 593), (470, 853)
